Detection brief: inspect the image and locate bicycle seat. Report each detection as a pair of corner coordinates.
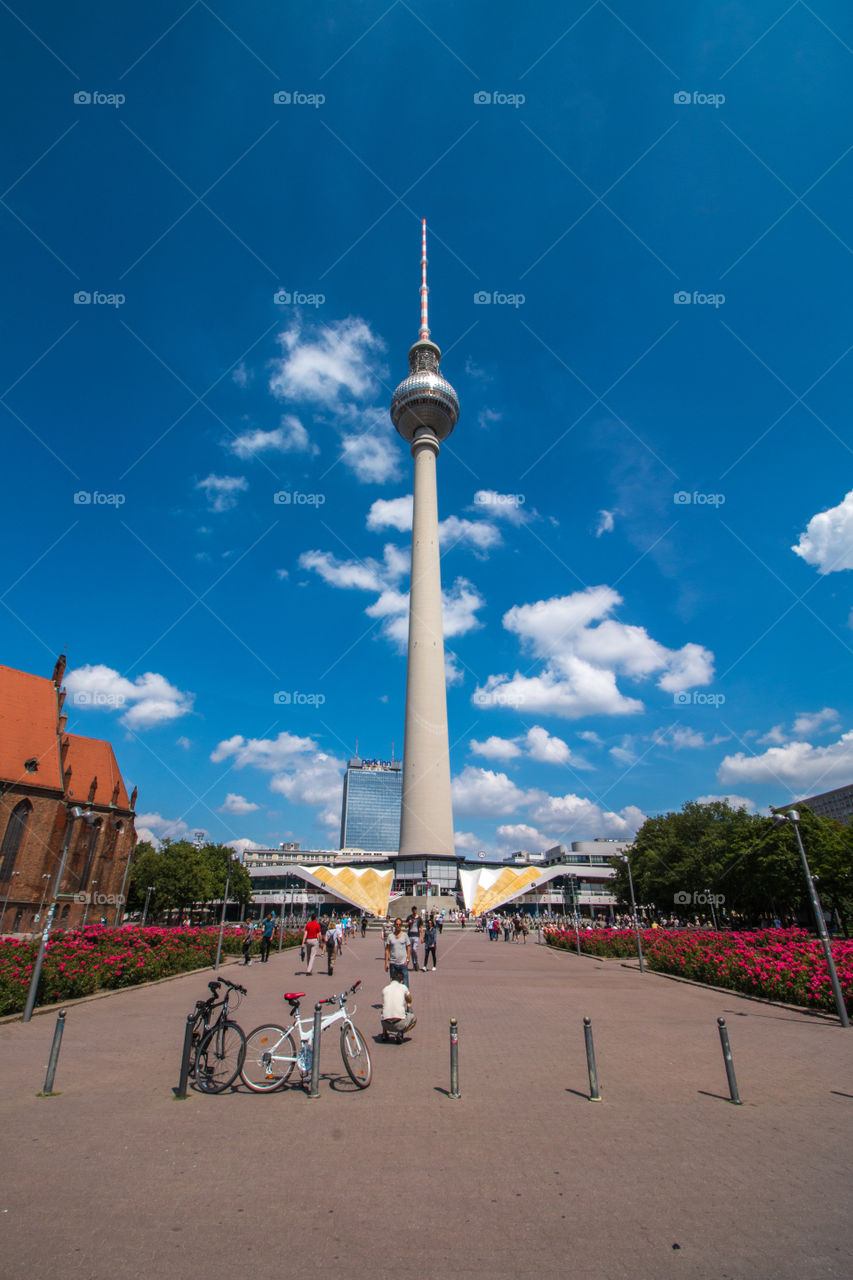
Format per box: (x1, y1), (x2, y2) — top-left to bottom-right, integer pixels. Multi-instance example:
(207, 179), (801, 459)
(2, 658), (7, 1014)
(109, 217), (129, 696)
(283, 991), (305, 1001)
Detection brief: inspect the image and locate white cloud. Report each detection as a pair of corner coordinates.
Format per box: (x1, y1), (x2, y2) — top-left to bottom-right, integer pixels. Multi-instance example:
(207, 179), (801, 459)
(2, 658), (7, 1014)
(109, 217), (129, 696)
(232, 362), (250, 388)
(135, 812), (192, 845)
(196, 474), (248, 513)
(758, 724), (788, 746)
(269, 316), (386, 408)
(465, 358), (492, 383)
(528, 793), (646, 842)
(451, 766), (537, 817)
(577, 730), (603, 747)
(595, 509), (615, 537)
(496, 823), (550, 852)
(219, 793), (260, 815)
(792, 489), (853, 573)
(696, 794), (756, 812)
(473, 586), (714, 720)
(524, 725), (578, 766)
(657, 726), (727, 750)
(477, 407), (501, 428)
(211, 733), (344, 831)
(65, 664), (194, 731)
(276, 568), (289, 580)
(211, 731), (318, 771)
(454, 829), (490, 855)
(176, 736), (192, 750)
(367, 495), (413, 533)
(718, 731), (853, 791)
(445, 651), (464, 687)
(792, 708), (840, 737)
(228, 416), (315, 459)
(299, 549), (386, 594)
(338, 424), (401, 484)
(470, 736), (522, 761)
(227, 838), (265, 860)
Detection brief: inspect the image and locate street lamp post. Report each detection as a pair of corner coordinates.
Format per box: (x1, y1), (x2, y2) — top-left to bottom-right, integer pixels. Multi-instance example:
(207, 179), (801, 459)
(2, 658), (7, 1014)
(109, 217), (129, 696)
(141, 884), (154, 928)
(32, 874), (51, 933)
(23, 806), (97, 1023)
(706, 887), (718, 931)
(82, 881), (98, 928)
(615, 852), (644, 974)
(772, 808), (849, 1028)
(2, 871), (21, 931)
(213, 855), (233, 974)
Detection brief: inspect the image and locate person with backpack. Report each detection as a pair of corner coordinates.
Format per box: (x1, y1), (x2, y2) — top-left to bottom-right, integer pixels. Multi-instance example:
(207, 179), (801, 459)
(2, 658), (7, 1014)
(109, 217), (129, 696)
(423, 915), (438, 971)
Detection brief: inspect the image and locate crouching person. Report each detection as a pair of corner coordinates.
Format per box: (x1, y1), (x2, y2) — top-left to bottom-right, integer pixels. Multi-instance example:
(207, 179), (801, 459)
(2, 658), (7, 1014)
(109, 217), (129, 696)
(381, 974), (416, 1043)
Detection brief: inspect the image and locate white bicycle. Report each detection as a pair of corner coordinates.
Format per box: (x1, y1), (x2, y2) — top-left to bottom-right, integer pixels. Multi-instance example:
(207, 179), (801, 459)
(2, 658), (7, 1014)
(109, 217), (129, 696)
(241, 980), (372, 1091)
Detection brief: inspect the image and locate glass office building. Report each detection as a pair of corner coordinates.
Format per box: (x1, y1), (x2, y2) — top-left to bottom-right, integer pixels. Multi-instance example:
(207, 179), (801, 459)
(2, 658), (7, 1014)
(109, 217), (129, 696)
(339, 757), (402, 853)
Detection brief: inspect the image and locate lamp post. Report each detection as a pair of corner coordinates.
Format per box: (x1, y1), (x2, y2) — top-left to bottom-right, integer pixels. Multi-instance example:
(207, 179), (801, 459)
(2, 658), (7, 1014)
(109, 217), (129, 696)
(706, 887), (718, 931)
(213, 853), (233, 974)
(82, 881), (98, 928)
(614, 851), (644, 974)
(32, 874), (51, 933)
(2, 871), (21, 931)
(771, 808), (849, 1027)
(24, 806), (97, 1023)
(141, 884), (154, 928)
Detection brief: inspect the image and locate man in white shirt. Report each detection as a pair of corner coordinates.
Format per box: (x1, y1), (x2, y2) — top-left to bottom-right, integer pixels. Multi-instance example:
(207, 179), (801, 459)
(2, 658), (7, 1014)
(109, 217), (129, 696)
(381, 976), (416, 1043)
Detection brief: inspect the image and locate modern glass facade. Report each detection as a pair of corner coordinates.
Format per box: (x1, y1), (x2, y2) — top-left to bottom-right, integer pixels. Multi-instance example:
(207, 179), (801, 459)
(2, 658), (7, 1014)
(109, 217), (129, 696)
(339, 759), (402, 852)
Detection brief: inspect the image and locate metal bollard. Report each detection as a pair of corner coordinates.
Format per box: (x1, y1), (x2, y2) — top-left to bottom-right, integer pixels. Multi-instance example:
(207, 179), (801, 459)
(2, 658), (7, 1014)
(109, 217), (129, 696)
(307, 1003), (323, 1099)
(173, 1013), (195, 1099)
(40, 1009), (67, 1095)
(445, 1018), (458, 1100)
(583, 1016), (602, 1102)
(717, 1017), (742, 1105)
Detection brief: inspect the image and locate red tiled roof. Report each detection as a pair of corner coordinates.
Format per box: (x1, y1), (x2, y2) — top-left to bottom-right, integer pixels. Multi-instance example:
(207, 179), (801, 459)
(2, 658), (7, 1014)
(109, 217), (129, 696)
(0, 665), (64, 791)
(64, 734), (130, 810)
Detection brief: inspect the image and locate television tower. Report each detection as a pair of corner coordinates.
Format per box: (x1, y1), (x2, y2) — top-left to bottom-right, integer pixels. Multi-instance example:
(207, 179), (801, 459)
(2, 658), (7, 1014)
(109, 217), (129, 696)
(390, 220), (459, 859)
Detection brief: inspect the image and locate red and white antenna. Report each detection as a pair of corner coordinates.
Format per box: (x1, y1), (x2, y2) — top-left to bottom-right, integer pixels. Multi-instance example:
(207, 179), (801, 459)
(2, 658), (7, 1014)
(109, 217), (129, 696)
(419, 217), (430, 341)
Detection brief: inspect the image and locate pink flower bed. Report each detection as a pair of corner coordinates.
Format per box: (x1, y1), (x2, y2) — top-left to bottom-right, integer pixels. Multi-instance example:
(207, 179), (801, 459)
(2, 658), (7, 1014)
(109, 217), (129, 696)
(544, 926), (853, 1015)
(0, 925), (300, 1016)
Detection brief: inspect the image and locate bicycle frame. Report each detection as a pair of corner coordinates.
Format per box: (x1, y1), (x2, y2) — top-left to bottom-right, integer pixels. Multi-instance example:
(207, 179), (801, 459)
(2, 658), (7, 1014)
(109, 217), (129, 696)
(259, 984), (360, 1076)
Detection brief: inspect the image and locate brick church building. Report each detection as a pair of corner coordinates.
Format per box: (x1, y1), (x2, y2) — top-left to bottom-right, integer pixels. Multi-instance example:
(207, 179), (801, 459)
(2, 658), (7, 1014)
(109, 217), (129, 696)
(0, 656), (137, 933)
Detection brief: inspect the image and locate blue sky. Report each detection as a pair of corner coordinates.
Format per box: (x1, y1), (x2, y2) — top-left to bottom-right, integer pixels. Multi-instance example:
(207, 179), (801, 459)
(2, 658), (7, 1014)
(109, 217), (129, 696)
(4, 0), (853, 857)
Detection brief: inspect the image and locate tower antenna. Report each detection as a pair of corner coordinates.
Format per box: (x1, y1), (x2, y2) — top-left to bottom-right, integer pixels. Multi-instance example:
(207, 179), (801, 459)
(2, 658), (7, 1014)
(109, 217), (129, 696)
(419, 218), (430, 341)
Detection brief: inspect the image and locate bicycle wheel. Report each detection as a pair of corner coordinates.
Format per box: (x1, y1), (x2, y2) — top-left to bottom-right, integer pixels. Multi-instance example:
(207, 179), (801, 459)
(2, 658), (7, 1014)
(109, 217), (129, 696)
(340, 1021), (372, 1088)
(241, 1024), (298, 1091)
(195, 1020), (246, 1093)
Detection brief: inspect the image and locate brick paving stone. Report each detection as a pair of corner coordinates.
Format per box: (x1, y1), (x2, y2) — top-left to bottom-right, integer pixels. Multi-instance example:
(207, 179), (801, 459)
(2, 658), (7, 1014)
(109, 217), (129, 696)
(0, 928), (851, 1279)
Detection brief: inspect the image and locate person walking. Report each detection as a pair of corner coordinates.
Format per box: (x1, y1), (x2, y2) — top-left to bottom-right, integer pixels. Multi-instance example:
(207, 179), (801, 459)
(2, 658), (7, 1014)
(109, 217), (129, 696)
(384, 917), (411, 988)
(241, 921), (254, 965)
(423, 915), (438, 971)
(301, 914), (322, 974)
(260, 913), (275, 963)
(407, 908), (423, 971)
(324, 916), (338, 975)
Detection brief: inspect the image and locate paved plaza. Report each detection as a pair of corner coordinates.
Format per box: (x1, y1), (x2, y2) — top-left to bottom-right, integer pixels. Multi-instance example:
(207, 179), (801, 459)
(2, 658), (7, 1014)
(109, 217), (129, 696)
(1, 927), (851, 1279)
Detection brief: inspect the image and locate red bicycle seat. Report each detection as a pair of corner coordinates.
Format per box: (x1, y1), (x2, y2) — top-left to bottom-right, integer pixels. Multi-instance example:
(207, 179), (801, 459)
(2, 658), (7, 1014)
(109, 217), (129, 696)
(283, 991), (305, 1001)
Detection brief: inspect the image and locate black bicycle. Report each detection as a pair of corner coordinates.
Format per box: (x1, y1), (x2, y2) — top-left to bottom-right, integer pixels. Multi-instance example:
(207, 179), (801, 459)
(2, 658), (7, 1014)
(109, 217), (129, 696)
(190, 978), (247, 1093)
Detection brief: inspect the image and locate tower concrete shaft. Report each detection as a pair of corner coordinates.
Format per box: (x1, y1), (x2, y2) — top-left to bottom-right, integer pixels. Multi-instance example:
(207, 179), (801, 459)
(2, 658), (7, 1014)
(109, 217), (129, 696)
(390, 220), (459, 859)
(399, 428), (455, 856)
